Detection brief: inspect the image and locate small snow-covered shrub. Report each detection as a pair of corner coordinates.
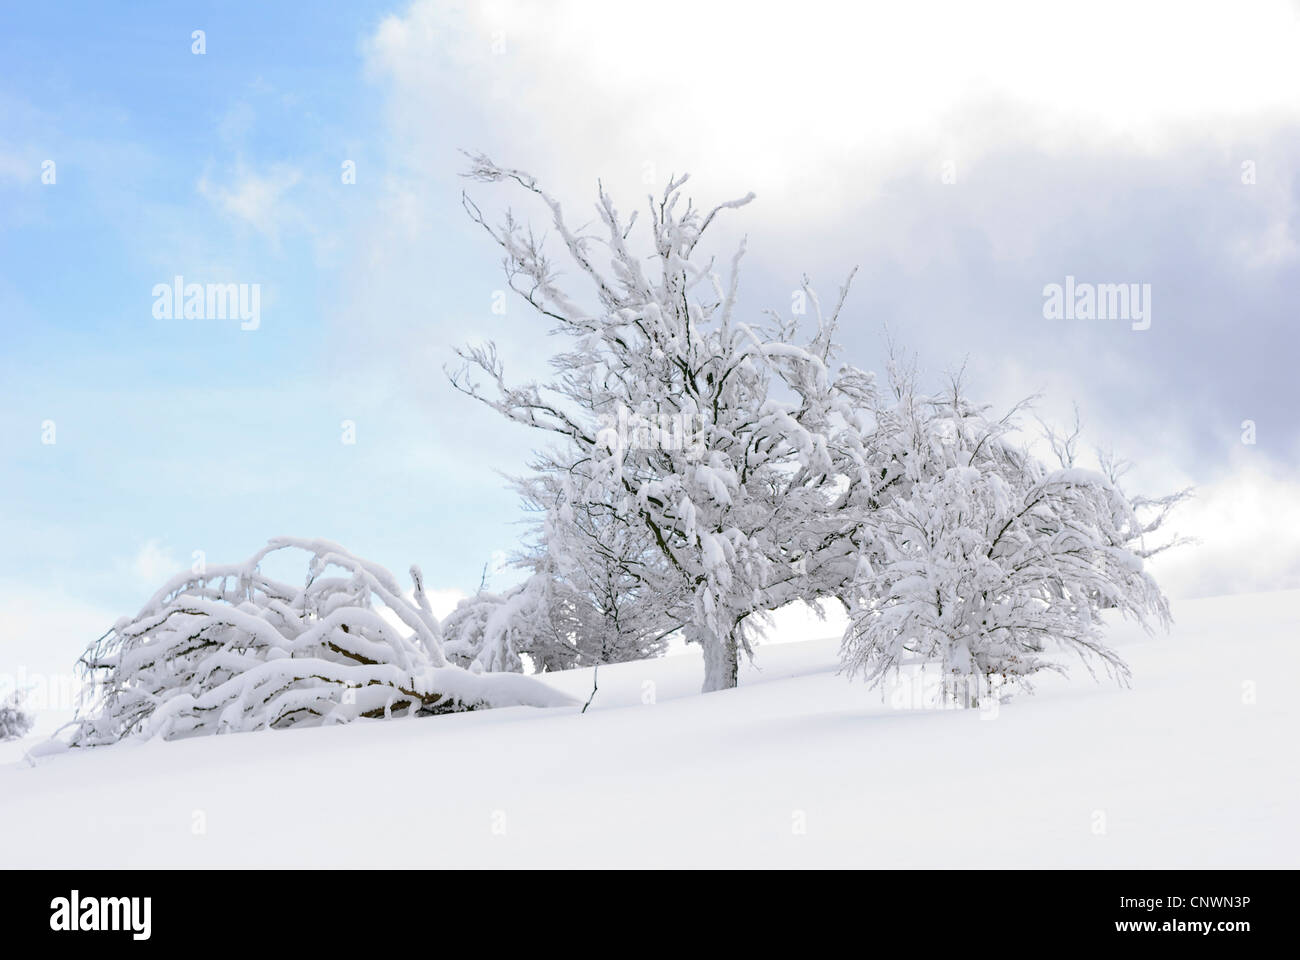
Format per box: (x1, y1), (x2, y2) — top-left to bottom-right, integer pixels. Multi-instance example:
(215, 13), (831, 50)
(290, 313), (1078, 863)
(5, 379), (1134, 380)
(441, 560), (675, 674)
(442, 467), (683, 674)
(0, 688), (35, 741)
(514, 468), (683, 667)
(842, 369), (1172, 704)
(60, 537), (573, 746)
(442, 572), (572, 673)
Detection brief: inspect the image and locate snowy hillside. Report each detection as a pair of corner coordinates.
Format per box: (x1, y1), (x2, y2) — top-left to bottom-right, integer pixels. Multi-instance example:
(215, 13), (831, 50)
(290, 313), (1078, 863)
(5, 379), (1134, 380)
(2, 590), (1296, 869)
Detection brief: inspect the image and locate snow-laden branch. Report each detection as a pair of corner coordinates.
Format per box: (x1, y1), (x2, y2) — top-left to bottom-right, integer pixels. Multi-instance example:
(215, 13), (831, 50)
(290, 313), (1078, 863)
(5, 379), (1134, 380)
(53, 538), (574, 747)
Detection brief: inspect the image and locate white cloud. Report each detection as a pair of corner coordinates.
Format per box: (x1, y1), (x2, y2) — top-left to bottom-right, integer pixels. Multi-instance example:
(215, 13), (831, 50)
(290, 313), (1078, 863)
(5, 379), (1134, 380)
(366, 0), (1300, 217)
(1146, 453), (1300, 600)
(351, 0), (1300, 606)
(198, 161), (303, 241)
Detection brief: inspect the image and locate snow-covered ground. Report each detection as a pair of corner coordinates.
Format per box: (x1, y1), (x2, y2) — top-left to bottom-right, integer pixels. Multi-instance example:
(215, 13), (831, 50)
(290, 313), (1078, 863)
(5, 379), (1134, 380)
(2, 590), (1296, 868)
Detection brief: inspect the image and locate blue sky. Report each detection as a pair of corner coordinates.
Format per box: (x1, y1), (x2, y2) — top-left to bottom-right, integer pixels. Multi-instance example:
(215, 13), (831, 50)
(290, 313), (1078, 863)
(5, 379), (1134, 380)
(1, 2), (511, 614)
(4, 1), (1300, 685)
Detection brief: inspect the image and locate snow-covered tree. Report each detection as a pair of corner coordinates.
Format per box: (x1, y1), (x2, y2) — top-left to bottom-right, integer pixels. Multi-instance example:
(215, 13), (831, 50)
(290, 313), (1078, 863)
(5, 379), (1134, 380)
(513, 459), (683, 666)
(441, 566), (585, 673)
(0, 687), (35, 741)
(57, 537), (573, 747)
(451, 155), (876, 691)
(841, 366), (1172, 704)
(442, 522), (678, 675)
